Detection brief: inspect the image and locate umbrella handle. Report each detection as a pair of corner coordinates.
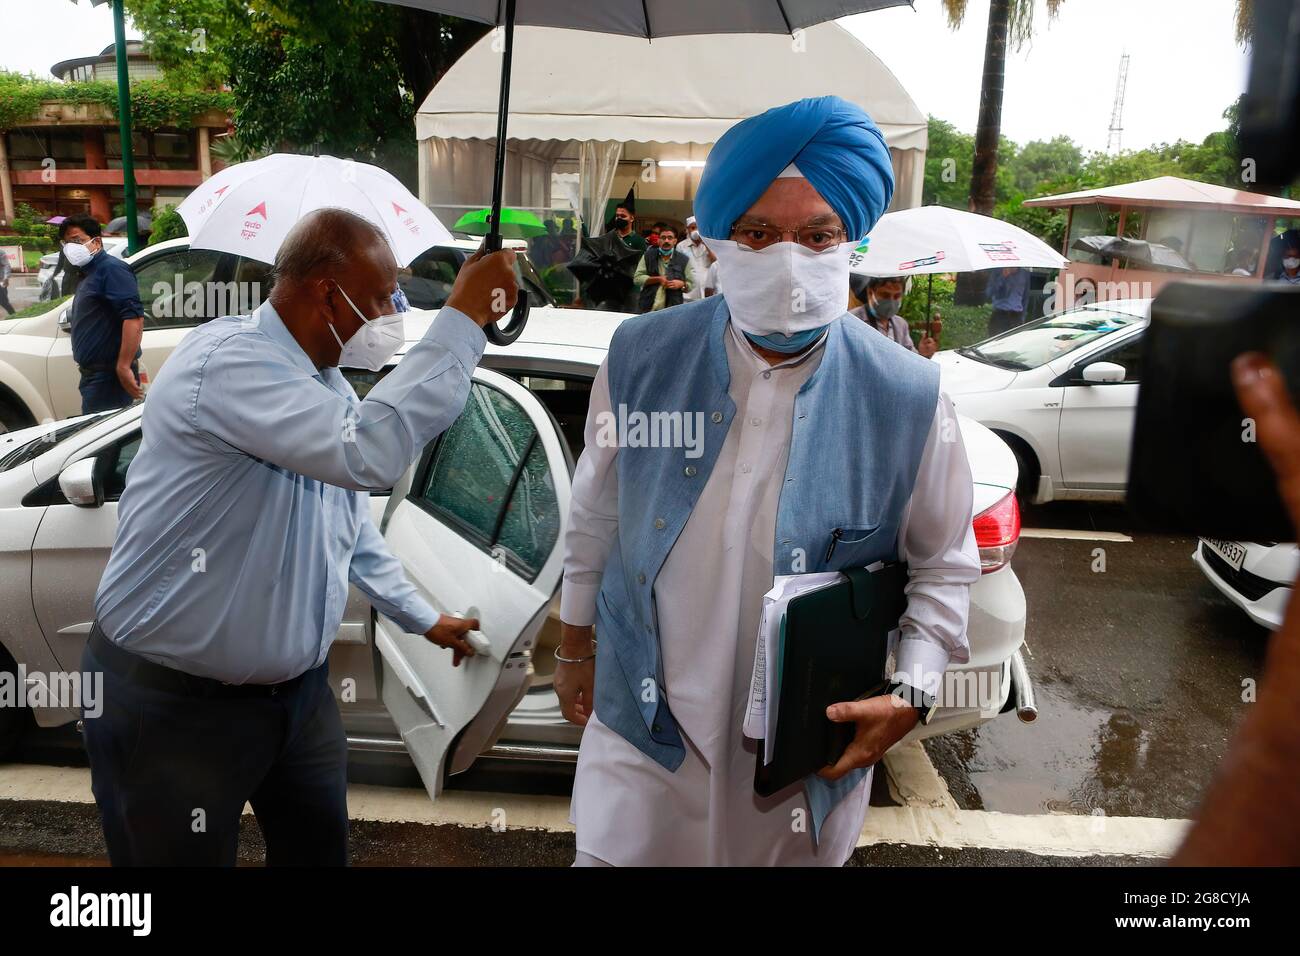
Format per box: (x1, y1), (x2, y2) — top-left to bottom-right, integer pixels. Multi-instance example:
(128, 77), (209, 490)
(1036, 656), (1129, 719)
(485, 292), (528, 346)
(483, 0), (514, 263)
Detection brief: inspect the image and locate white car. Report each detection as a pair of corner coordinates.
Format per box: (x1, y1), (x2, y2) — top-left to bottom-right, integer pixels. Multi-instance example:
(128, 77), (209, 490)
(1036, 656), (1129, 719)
(1194, 538), (1296, 631)
(933, 298), (1151, 503)
(0, 309), (1034, 801)
(0, 236), (550, 433)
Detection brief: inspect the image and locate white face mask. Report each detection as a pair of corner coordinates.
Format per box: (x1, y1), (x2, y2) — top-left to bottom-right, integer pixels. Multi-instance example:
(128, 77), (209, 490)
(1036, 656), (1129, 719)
(63, 240), (96, 268)
(689, 229), (702, 243)
(1285, 257), (1300, 271)
(328, 284), (404, 371)
(707, 238), (852, 338)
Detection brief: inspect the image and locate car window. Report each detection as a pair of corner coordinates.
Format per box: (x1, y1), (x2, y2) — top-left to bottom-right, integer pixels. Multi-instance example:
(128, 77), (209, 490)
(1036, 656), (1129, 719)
(231, 256), (272, 312)
(401, 247), (464, 310)
(494, 439), (560, 576)
(1076, 333), (1143, 384)
(102, 434), (141, 502)
(960, 306), (1145, 371)
(135, 248), (225, 330)
(340, 366), (393, 400)
(414, 382), (557, 579)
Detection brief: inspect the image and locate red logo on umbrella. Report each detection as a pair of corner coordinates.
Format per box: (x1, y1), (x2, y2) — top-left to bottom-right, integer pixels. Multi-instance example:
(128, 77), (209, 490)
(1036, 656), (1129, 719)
(392, 201), (419, 235)
(241, 201), (268, 240)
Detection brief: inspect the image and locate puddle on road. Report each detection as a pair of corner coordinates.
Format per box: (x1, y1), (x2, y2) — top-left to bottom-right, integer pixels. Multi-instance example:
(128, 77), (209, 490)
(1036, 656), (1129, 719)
(927, 680), (1167, 818)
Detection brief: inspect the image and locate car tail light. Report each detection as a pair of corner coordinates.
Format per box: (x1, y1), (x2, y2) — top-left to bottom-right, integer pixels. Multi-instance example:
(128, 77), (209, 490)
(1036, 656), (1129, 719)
(973, 491), (1020, 573)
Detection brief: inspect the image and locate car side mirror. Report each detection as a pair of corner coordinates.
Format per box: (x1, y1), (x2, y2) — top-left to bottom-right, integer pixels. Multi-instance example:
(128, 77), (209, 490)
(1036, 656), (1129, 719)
(58, 308), (71, 332)
(58, 458), (103, 508)
(1081, 361), (1125, 384)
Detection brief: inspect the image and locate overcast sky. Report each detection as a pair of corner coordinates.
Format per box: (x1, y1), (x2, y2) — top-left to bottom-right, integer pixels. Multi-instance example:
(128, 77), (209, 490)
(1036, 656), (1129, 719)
(844, 0), (1251, 154)
(1, 0), (1250, 156)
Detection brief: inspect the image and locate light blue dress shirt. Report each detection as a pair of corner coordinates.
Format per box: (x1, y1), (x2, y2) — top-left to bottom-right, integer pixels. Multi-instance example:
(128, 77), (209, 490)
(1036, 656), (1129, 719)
(94, 300), (485, 684)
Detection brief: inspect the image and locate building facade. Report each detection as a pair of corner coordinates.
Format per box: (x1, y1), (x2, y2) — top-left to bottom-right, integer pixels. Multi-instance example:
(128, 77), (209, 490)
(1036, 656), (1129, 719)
(0, 42), (230, 226)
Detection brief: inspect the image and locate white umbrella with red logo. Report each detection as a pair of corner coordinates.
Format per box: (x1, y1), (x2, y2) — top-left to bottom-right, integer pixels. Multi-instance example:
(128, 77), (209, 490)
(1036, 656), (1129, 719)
(175, 153), (451, 268)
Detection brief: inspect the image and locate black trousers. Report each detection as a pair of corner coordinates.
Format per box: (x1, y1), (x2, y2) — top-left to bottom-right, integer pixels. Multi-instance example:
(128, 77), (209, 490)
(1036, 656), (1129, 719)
(81, 627), (348, 866)
(78, 365), (137, 414)
(0, 284), (13, 316)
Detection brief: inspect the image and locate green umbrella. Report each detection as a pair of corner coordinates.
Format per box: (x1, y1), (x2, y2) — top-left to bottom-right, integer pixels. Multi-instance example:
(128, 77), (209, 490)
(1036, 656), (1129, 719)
(453, 207), (546, 239)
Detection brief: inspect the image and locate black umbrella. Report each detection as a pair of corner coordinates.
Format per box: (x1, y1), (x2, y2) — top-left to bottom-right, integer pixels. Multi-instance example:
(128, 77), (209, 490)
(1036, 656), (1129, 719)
(371, 0), (909, 342)
(1070, 235), (1195, 272)
(106, 213), (152, 235)
(565, 232), (642, 310)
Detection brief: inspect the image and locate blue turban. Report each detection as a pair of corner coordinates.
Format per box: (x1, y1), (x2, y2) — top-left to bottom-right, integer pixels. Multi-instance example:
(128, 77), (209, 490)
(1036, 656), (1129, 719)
(694, 96), (894, 243)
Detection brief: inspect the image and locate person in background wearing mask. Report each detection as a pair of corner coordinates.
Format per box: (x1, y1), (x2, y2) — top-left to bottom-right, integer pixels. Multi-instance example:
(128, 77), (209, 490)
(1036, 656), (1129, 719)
(1272, 242), (1300, 284)
(985, 266), (1031, 336)
(59, 215), (145, 413)
(678, 214), (715, 303)
(83, 208), (518, 866)
(608, 204), (645, 252)
(632, 225), (692, 313)
(849, 275), (939, 358)
(555, 97), (979, 866)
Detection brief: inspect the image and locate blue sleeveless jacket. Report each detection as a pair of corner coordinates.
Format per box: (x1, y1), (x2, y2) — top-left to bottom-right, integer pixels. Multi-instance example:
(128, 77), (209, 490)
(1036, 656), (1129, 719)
(593, 294), (939, 835)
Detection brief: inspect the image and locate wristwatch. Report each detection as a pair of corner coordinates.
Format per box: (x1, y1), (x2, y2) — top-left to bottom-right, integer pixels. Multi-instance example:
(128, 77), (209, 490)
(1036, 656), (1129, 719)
(886, 681), (938, 726)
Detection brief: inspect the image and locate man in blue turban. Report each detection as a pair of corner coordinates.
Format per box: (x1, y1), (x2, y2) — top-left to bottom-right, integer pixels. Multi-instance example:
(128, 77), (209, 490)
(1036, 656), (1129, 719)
(556, 97), (983, 866)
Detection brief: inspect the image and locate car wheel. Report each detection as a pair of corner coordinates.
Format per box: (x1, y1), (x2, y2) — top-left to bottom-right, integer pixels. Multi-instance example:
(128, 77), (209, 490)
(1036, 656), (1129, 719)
(996, 431), (1040, 503)
(0, 646), (31, 760)
(0, 395), (36, 435)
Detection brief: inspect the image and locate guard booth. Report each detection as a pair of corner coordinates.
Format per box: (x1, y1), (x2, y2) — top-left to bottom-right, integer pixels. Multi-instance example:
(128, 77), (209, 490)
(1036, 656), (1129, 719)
(1022, 176), (1300, 307)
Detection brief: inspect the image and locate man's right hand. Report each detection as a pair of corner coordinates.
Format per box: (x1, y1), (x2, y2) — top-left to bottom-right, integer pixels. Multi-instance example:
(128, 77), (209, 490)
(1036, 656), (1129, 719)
(555, 622), (596, 726)
(424, 613), (480, 667)
(445, 248), (519, 329)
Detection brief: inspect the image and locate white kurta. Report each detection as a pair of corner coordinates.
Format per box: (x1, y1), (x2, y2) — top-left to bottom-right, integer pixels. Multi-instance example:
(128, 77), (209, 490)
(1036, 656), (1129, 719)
(562, 321), (980, 866)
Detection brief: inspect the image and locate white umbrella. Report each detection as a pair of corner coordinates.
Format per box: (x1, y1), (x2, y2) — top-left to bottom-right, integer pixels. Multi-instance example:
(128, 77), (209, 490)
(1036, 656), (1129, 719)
(850, 205), (1067, 277)
(176, 153), (452, 267)
(850, 205), (1067, 278)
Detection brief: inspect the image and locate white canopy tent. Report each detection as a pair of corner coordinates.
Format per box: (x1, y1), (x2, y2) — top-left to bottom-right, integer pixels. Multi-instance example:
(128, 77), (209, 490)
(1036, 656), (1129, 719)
(415, 22), (927, 234)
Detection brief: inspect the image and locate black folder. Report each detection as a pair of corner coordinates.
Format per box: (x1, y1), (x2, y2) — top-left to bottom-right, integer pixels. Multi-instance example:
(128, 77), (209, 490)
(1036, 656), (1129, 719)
(753, 563), (909, 798)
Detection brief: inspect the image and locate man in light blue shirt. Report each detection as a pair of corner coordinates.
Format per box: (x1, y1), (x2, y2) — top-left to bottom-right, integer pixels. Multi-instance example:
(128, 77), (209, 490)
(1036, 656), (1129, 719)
(82, 208), (518, 866)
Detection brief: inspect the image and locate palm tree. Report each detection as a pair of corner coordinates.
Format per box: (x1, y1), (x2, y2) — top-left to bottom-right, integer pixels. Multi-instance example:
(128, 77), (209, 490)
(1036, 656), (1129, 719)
(941, 0), (1063, 217)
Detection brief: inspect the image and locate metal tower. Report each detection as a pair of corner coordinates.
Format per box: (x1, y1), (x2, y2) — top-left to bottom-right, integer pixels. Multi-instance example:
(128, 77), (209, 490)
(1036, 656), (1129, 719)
(1108, 53), (1130, 153)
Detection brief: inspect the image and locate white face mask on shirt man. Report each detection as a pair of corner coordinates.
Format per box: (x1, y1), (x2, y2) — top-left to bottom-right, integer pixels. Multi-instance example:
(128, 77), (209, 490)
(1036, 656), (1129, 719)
(327, 283), (405, 371)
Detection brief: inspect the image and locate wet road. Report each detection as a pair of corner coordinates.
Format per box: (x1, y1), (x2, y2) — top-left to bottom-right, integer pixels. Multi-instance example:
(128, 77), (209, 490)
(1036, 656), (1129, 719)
(0, 501), (1273, 864)
(926, 501), (1269, 820)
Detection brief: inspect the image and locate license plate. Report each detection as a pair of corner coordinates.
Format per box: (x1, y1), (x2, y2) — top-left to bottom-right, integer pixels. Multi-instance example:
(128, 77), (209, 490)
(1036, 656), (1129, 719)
(1205, 538), (1247, 572)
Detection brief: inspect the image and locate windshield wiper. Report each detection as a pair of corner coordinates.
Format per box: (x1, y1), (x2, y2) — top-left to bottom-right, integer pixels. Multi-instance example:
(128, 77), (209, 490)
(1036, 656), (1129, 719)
(959, 347), (1029, 371)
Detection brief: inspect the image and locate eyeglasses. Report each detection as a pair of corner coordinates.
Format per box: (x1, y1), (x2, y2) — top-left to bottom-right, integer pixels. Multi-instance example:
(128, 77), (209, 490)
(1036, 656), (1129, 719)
(729, 219), (847, 252)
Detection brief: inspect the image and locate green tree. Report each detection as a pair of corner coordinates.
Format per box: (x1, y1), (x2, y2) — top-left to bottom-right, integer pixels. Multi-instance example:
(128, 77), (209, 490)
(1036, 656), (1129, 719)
(123, 0), (488, 177)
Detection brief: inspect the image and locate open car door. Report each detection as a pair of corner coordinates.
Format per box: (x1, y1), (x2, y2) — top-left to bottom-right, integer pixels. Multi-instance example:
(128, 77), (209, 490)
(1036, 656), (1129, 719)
(376, 367), (570, 798)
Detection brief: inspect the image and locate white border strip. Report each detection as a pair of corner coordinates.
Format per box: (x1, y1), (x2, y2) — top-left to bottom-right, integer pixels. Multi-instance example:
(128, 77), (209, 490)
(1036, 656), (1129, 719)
(1021, 528), (1133, 542)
